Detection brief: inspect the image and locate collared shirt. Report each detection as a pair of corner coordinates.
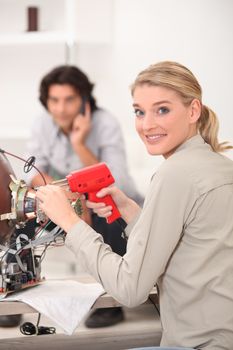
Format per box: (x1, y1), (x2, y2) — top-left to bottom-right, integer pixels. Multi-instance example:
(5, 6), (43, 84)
(24, 108), (143, 204)
(65, 135), (233, 349)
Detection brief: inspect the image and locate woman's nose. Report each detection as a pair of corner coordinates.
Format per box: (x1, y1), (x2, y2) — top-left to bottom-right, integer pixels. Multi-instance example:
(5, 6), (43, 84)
(142, 112), (157, 130)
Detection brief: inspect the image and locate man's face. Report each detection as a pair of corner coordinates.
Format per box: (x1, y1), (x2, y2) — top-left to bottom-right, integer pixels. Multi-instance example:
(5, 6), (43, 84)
(47, 84), (83, 134)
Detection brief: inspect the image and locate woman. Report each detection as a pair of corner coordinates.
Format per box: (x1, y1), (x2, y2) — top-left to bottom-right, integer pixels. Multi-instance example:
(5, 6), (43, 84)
(36, 61), (233, 349)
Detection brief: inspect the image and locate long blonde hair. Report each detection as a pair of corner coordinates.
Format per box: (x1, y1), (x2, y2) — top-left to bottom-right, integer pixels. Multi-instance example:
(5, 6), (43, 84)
(131, 61), (232, 153)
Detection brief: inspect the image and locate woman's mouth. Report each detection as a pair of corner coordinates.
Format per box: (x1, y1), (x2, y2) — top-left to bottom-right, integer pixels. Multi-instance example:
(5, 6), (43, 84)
(145, 134), (167, 142)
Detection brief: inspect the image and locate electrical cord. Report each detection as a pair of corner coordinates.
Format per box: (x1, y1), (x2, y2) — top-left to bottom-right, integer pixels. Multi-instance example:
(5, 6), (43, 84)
(149, 295), (160, 317)
(149, 283), (160, 317)
(20, 313), (56, 336)
(0, 148), (46, 184)
(20, 322), (56, 335)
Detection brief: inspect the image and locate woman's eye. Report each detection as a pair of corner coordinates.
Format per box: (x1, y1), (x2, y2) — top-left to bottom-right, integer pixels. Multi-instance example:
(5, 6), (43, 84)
(158, 107), (169, 115)
(134, 109), (145, 117)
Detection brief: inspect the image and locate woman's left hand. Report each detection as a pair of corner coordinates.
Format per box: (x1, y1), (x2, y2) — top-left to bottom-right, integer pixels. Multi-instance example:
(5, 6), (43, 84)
(36, 185), (80, 232)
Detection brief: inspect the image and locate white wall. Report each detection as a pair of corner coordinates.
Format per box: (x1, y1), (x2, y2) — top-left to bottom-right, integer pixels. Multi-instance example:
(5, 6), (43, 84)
(0, 0), (233, 194)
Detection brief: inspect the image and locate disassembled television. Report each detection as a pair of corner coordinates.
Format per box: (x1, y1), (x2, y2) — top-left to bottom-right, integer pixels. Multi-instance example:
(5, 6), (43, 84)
(0, 150), (65, 295)
(0, 148), (113, 295)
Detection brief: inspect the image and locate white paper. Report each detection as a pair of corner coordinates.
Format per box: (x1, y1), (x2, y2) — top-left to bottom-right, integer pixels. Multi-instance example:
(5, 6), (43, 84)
(0, 280), (105, 335)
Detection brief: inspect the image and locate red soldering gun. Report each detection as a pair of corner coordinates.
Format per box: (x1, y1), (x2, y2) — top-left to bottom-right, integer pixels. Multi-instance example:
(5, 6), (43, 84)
(55, 163), (121, 224)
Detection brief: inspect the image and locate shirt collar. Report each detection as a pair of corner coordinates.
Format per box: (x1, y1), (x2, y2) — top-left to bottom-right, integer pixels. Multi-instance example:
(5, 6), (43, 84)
(53, 120), (67, 139)
(174, 134), (206, 154)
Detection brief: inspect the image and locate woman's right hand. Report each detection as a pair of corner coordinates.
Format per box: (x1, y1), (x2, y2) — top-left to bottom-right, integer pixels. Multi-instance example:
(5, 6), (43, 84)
(86, 186), (141, 224)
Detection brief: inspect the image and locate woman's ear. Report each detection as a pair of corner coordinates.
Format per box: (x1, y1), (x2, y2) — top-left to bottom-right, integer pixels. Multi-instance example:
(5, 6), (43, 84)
(189, 99), (201, 124)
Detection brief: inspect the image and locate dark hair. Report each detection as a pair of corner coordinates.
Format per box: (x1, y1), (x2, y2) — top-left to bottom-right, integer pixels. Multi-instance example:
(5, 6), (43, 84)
(39, 65), (98, 112)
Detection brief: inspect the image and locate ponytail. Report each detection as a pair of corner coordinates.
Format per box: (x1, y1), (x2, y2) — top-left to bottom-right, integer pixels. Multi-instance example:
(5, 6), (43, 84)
(131, 61), (233, 153)
(198, 105), (233, 152)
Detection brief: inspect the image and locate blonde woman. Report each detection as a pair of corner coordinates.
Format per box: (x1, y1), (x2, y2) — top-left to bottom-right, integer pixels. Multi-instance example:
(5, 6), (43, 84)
(37, 61), (233, 349)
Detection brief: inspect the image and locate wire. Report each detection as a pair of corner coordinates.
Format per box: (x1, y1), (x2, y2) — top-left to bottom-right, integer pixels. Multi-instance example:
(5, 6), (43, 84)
(36, 312), (41, 328)
(35, 220), (53, 238)
(149, 283), (160, 317)
(23, 156), (36, 173)
(0, 148), (46, 185)
(148, 295), (160, 317)
(20, 313), (56, 336)
(0, 232), (50, 291)
(0, 236), (34, 290)
(39, 243), (51, 263)
(20, 321), (37, 335)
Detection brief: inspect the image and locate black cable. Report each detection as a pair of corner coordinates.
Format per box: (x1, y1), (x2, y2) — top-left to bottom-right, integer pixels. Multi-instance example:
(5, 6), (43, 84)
(23, 156), (36, 173)
(0, 148), (46, 184)
(20, 321), (37, 335)
(149, 283), (160, 317)
(149, 295), (160, 317)
(36, 310), (41, 327)
(20, 313), (56, 336)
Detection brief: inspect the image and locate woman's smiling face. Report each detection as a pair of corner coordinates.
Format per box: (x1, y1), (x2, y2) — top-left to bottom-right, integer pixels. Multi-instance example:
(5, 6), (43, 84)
(133, 84), (201, 158)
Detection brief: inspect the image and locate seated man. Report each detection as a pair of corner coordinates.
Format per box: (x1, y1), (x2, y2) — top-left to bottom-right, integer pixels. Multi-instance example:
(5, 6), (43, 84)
(23, 65), (144, 328)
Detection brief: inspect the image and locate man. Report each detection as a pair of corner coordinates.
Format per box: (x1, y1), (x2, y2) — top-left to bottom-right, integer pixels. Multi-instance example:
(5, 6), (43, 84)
(24, 65), (143, 328)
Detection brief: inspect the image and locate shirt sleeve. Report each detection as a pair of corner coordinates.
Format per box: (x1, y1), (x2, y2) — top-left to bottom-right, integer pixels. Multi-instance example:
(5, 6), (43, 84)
(65, 165), (197, 307)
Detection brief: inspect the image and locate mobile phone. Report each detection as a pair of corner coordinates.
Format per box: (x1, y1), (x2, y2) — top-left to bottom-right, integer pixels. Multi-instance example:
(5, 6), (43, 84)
(79, 97), (86, 115)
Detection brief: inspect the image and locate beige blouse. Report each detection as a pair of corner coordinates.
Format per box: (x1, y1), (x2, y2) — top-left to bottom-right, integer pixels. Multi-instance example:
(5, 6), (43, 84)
(66, 135), (233, 349)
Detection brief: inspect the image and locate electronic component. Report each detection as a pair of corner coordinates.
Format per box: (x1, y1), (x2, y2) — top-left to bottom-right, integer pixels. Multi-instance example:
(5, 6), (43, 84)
(0, 150), (121, 295)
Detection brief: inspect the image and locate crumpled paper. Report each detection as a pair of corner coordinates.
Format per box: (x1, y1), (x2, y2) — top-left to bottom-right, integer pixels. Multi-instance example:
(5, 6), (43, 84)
(0, 279), (105, 335)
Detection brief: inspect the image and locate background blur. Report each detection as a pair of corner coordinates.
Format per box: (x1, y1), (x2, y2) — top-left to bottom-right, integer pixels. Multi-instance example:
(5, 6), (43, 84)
(0, 0), (233, 196)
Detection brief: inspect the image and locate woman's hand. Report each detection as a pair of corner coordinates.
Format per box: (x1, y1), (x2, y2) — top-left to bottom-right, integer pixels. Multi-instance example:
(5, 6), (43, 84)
(36, 185), (80, 233)
(86, 186), (141, 224)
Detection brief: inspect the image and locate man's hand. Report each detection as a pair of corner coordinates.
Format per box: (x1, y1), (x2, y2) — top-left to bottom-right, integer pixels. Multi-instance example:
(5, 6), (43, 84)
(70, 103), (92, 147)
(69, 102), (99, 167)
